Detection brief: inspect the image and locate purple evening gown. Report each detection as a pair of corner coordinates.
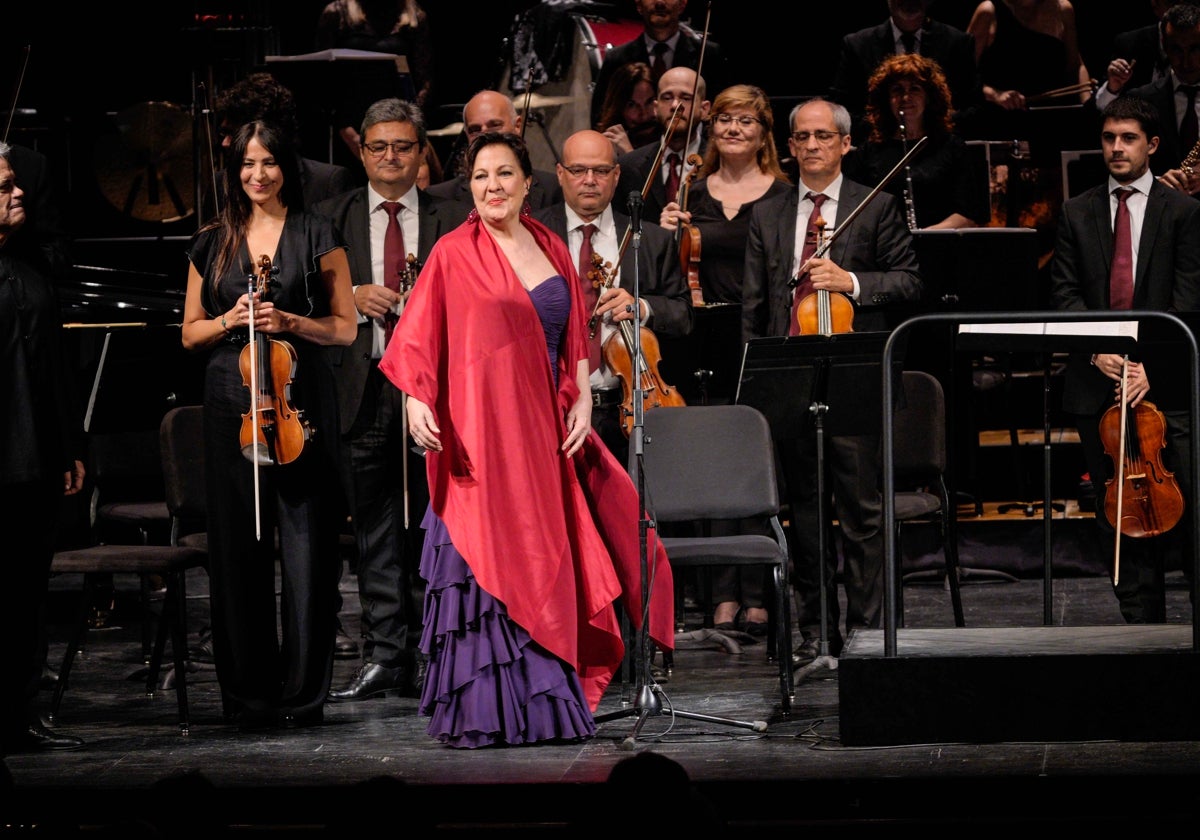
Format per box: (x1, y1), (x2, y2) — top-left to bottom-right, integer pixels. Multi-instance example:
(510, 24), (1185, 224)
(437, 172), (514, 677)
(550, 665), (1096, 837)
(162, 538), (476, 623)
(417, 275), (598, 748)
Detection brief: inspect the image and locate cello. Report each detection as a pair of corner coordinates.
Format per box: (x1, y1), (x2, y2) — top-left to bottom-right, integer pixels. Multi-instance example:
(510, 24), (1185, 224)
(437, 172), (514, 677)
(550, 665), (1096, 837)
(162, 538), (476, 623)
(586, 251), (685, 437)
(1099, 357), (1184, 584)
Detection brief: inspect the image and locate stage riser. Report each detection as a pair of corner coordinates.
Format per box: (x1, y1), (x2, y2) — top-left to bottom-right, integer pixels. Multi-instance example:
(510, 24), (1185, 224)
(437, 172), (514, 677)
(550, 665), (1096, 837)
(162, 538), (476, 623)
(838, 627), (1200, 745)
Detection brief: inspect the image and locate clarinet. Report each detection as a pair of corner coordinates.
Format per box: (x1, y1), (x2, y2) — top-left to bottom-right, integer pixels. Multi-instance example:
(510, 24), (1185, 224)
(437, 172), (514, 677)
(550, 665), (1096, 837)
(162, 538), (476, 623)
(898, 109), (918, 232)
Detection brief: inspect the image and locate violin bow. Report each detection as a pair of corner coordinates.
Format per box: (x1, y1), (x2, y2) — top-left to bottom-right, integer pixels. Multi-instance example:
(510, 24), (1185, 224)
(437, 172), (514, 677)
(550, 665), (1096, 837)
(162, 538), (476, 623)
(3, 45), (31, 144)
(519, 67), (534, 139)
(793, 136), (928, 282)
(248, 263), (263, 542)
(1113, 357), (1130, 586)
(673, 3), (711, 246)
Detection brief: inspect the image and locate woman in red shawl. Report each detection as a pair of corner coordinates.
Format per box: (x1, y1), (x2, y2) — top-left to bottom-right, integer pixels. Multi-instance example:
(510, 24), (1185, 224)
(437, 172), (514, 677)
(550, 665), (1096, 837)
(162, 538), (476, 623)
(379, 133), (673, 748)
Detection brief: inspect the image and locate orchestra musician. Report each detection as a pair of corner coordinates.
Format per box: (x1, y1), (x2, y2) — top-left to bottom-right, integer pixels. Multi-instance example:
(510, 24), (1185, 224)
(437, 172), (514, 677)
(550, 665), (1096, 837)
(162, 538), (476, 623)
(658, 83), (791, 408)
(1049, 95), (1200, 623)
(594, 61), (662, 155)
(616, 66), (711, 235)
(181, 120), (357, 731)
(533, 128), (693, 466)
(313, 98), (462, 704)
(743, 98), (921, 666)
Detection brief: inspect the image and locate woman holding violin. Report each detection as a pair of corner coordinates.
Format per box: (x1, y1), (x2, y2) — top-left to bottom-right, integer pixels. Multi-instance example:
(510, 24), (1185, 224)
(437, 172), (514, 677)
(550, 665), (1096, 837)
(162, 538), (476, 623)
(659, 84), (791, 406)
(658, 85), (791, 636)
(1050, 95), (1200, 624)
(182, 120), (356, 731)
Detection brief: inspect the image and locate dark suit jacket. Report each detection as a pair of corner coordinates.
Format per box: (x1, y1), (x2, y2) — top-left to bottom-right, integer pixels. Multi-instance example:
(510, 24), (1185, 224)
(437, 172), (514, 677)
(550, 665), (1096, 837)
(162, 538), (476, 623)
(425, 168), (562, 225)
(615, 130), (707, 230)
(8, 144), (70, 282)
(298, 157), (358, 207)
(828, 19), (981, 141)
(531, 203), (693, 341)
(1125, 76), (1189, 176)
(312, 187), (462, 432)
(1111, 23), (1165, 93)
(742, 178), (922, 341)
(1049, 178), (1200, 415)
(589, 30), (727, 127)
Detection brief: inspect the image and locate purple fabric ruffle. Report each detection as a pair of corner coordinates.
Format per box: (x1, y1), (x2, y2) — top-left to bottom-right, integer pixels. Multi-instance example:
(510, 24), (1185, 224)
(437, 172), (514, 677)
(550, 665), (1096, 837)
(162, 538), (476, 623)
(417, 505), (597, 748)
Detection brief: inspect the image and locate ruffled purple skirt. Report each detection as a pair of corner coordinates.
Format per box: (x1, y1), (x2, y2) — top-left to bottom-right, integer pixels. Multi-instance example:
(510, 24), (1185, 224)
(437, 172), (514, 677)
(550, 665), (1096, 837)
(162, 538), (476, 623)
(417, 506), (597, 748)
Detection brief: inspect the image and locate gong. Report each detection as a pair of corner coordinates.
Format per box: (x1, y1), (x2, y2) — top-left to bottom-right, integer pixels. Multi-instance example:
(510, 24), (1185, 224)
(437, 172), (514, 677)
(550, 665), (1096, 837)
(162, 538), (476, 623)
(93, 101), (195, 224)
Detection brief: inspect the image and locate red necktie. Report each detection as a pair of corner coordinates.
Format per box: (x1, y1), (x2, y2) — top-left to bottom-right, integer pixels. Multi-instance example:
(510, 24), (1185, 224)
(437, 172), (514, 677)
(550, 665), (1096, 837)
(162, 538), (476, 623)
(382, 201), (405, 346)
(579, 223), (602, 372)
(789, 193), (828, 335)
(650, 41), (668, 84)
(665, 153), (682, 204)
(1180, 85), (1199, 156)
(1109, 188), (1134, 311)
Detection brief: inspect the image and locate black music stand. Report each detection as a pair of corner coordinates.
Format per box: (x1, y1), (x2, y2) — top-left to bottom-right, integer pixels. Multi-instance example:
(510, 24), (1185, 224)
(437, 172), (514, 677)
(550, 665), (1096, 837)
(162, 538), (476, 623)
(912, 227), (1042, 523)
(737, 331), (899, 682)
(957, 320), (1138, 623)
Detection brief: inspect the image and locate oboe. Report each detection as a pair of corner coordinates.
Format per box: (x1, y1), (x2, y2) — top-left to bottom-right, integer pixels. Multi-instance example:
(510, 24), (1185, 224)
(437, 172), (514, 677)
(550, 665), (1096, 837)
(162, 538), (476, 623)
(898, 109), (918, 232)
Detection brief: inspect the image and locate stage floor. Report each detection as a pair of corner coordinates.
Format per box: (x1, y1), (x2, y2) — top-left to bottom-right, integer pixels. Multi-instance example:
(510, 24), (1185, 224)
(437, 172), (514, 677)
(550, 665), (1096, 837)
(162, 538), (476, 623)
(4, 558), (1198, 833)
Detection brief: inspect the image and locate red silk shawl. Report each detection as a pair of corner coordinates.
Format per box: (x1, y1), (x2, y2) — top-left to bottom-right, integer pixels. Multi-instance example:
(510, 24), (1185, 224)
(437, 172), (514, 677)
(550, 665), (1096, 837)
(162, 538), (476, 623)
(379, 213), (674, 709)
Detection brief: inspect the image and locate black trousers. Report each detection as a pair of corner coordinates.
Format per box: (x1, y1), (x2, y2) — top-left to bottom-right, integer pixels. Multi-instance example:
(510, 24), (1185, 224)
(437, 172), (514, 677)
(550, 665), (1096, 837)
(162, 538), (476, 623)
(338, 367), (427, 668)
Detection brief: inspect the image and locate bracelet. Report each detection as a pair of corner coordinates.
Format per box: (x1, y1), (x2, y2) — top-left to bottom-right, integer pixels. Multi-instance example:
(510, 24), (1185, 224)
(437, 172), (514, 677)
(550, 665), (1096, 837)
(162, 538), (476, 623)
(220, 315), (230, 332)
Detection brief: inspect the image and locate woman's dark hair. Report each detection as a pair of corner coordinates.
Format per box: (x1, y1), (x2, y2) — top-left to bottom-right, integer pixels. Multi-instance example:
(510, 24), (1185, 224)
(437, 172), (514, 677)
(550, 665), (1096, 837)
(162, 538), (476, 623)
(465, 131), (533, 178)
(595, 60), (655, 133)
(864, 53), (955, 144)
(207, 120), (303, 283)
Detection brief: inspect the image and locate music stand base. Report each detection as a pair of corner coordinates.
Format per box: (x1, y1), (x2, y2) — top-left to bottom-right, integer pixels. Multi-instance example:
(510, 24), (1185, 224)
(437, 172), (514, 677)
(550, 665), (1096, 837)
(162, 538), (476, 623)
(594, 681), (769, 747)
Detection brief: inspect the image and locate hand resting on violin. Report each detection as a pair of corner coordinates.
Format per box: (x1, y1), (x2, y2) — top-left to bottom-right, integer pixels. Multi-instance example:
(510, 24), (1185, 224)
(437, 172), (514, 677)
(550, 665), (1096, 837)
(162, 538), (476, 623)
(353, 283), (407, 319)
(595, 285), (646, 323)
(1093, 354), (1151, 406)
(657, 200), (690, 231)
(801, 256), (855, 295)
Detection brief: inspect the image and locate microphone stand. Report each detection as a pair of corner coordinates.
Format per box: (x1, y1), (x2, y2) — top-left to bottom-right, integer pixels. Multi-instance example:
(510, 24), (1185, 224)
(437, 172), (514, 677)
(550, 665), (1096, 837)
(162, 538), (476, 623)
(595, 192), (767, 748)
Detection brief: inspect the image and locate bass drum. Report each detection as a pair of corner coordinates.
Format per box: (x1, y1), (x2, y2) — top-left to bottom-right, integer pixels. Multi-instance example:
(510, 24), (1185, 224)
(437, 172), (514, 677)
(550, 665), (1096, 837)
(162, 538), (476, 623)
(499, 14), (640, 173)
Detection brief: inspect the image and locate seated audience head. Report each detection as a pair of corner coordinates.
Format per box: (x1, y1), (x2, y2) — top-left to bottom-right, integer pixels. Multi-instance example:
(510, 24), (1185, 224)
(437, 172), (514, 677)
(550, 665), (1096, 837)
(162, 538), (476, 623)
(215, 72), (302, 150)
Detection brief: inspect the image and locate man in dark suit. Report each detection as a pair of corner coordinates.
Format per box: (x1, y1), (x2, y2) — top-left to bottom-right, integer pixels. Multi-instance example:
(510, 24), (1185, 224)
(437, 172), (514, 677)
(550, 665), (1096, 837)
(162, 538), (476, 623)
(534, 129), (693, 464)
(1120, 4), (1200, 191)
(828, 0), (981, 142)
(312, 98), (461, 701)
(615, 66), (709, 233)
(1050, 95), (1200, 623)
(743, 97), (921, 665)
(426, 90), (561, 221)
(589, 0), (725, 129)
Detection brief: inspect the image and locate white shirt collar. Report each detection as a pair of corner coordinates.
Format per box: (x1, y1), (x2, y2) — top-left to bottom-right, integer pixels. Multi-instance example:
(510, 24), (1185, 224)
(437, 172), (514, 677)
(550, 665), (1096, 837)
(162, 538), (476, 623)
(368, 183), (418, 215)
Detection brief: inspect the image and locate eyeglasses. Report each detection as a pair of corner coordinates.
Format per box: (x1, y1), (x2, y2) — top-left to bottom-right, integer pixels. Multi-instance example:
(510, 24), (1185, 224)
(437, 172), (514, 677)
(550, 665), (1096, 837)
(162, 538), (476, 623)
(562, 164), (617, 178)
(790, 130), (843, 144)
(713, 114), (761, 128)
(363, 140), (418, 157)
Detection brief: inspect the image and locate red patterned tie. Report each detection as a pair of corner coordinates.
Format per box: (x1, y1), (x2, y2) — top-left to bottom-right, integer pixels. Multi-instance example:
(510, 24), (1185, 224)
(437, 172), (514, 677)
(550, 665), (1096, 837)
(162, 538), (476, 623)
(579, 223), (602, 372)
(1109, 188), (1134, 310)
(789, 193), (828, 335)
(665, 153), (682, 204)
(382, 201), (405, 345)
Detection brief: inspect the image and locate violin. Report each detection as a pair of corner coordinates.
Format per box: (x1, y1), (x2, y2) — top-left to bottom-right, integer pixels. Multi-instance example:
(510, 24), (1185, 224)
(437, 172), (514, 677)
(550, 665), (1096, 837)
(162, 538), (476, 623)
(794, 210), (854, 335)
(239, 254), (313, 468)
(1099, 359), (1184, 557)
(677, 153), (706, 307)
(587, 252), (686, 437)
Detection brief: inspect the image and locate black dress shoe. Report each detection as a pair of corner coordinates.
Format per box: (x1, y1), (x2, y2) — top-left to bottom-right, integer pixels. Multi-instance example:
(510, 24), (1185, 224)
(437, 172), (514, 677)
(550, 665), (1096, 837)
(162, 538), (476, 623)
(5, 723), (85, 754)
(328, 662), (408, 702)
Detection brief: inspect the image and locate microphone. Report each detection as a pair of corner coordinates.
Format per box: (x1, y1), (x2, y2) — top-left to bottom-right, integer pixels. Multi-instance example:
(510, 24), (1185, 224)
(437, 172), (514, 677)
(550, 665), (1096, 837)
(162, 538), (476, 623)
(627, 190), (643, 234)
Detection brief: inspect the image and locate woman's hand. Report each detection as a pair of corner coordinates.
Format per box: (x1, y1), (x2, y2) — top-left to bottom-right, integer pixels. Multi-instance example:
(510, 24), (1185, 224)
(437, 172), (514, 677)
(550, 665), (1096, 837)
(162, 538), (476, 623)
(562, 390), (591, 458)
(407, 396), (442, 452)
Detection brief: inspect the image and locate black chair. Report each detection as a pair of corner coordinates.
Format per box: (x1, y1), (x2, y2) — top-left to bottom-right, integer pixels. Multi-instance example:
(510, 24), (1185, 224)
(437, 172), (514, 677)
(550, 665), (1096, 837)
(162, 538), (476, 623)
(636, 404), (794, 712)
(893, 370), (965, 627)
(47, 407), (209, 735)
